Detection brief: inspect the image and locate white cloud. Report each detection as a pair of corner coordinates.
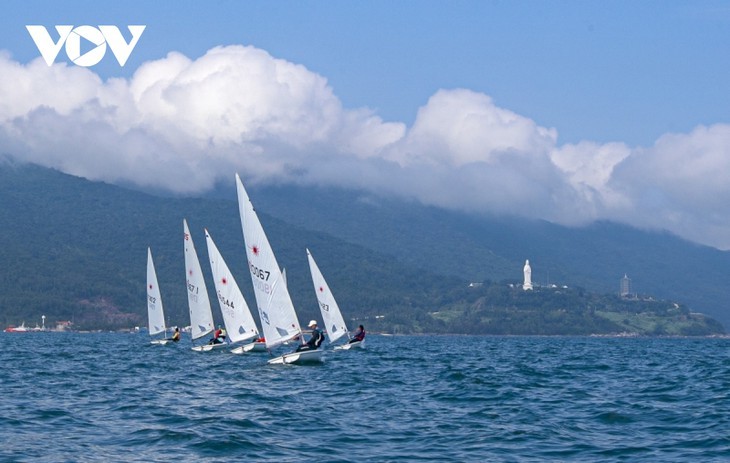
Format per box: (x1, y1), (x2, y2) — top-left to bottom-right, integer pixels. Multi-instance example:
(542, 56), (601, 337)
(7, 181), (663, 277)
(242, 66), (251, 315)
(0, 50), (101, 122)
(385, 89), (557, 167)
(608, 124), (730, 247)
(1, 45), (729, 250)
(0, 46), (404, 192)
(550, 141), (633, 218)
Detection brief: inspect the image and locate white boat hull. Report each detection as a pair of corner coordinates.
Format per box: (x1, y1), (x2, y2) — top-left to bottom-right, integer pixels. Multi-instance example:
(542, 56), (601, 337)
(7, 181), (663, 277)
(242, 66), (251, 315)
(268, 349), (324, 365)
(334, 340), (365, 350)
(191, 342), (227, 352)
(150, 339), (169, 346)
(231, 341), (267, 354)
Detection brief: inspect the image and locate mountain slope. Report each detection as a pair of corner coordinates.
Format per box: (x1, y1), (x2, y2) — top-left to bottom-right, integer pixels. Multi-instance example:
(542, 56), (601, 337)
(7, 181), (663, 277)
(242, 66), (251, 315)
(0, 160), (726, 333)
(246, 183), (730, 328)
(0, 161), (460, 330)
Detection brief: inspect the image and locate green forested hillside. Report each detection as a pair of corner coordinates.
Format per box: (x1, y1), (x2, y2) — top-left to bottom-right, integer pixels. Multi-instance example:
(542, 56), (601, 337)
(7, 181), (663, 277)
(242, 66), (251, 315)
(0, 160), (725, 336)
(427, 284), (724, 336)
(0, 161), (462, 331)
(248, 184), (730, 328)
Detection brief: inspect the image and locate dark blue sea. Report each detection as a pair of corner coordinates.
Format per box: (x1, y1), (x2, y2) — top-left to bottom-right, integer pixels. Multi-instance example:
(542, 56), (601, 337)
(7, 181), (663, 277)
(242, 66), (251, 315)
(1, 333), (729, 462)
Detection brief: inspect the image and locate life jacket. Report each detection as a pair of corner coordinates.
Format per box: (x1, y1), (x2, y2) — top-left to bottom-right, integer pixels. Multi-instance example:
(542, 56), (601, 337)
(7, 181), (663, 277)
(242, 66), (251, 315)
(312, 329), (324, 348)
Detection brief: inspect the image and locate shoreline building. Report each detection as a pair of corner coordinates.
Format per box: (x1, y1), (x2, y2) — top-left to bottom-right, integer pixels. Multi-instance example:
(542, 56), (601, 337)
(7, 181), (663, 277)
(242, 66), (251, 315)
(523, 260), (533, 291)
(620, 274), (631, 297)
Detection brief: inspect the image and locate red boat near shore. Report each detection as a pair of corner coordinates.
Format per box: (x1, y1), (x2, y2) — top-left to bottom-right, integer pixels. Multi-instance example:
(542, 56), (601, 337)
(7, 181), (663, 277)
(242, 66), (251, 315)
(5, 323), (29, 332)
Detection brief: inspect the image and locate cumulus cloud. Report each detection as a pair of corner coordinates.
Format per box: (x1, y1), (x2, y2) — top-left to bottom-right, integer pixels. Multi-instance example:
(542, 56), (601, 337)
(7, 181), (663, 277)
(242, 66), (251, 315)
(0, 46), (405, 191)
(608, 125), (730, 247)
(385, 89), (558, 167)
(1, 45), (729, 250)
(550, 141), (633, 218)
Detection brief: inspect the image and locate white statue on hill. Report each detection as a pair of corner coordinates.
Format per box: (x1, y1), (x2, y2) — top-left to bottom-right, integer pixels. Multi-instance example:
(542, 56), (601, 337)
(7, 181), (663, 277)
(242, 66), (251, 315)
(523, 259), (533, 291)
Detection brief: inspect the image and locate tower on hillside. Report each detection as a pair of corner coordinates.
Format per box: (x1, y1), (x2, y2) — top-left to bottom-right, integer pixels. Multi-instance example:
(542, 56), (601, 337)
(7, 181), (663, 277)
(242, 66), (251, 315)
(620, 274), (631, 297)
(523, 260), (533, 291)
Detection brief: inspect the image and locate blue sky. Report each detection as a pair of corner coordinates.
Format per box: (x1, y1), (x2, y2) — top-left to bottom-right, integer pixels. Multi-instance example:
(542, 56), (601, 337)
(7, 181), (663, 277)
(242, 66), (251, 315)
(1, 1), (730, 249)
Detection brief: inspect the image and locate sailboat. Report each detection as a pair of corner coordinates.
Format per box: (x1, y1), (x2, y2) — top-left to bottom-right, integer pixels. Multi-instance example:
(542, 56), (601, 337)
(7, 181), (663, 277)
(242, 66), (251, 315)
(307, 248), (364, 350)
(183, 219), (219, 352)
(235, 173), (323, 365)
(147, 247), (170, 345)
(205, 228), (266, 353)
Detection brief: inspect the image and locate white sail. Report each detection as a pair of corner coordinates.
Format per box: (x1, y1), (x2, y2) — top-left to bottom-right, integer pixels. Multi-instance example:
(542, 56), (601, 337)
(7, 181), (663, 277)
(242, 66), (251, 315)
(184, 219), (214, 341)
(146, 247), (166, 337)
(307, 248), (349, 344)
(236, 173), (302, 349)
(205, 229), (259, 344)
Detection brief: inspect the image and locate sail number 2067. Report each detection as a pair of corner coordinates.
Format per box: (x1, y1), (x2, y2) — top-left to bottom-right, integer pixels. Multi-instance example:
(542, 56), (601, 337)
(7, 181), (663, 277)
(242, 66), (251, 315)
(249, 261), (270, 281)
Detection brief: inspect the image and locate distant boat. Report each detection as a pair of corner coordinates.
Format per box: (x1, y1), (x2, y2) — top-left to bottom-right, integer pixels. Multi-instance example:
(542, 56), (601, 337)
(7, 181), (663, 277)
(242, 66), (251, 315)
(205, 228), (266, 353)
(146, 248), (170, 345)
(183, 219), (219, 352)
(236, 173), (323, 365)
(306, 248), (364, 350)
(5, 322), (29, 333)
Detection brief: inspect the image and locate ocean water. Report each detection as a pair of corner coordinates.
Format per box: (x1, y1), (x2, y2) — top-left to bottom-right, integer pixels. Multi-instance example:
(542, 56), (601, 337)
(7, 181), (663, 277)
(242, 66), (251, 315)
(1, 333), (728, 462)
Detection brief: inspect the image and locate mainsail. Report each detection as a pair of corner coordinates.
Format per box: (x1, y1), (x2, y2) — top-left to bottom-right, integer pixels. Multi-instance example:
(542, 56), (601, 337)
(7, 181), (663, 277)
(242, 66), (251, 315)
(146, 247), (166, 337)
(205, 229), (259, 344)
(307, 248), (349, 344)
(236, 173), (302, 349)
(184, 219), (214, 341)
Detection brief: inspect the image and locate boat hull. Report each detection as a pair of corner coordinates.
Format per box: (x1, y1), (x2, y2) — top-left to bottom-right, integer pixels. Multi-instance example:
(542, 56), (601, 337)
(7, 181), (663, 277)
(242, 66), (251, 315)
(334, 340), (365, 350)
(231, 341), (267, 354)
(191, 342), (227, 352)
(268, 349), (324, 365)
(5, 323), (29, 333)
(150, 339), (169, 345)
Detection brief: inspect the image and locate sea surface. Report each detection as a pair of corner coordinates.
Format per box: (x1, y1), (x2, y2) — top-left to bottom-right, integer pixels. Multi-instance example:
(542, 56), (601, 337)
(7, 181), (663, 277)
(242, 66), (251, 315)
(1, 333), (729, 462)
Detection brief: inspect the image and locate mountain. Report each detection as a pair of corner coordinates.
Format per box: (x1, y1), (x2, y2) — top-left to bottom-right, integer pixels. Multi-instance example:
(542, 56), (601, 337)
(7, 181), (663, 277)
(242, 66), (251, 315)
(242, 183), (730, 329)
(0, 160), (726, 334)
(0, 160), (461, 331)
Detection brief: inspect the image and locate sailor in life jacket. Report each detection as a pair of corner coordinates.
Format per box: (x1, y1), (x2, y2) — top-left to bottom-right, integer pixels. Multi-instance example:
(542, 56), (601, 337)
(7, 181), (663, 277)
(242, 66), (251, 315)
(209, 325), (226, 345)
(349, 325), (365, 343)
(297, 320), (324, 351)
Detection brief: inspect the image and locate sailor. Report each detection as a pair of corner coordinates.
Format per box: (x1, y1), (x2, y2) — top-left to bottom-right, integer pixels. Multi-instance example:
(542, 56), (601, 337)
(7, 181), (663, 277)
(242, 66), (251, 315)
(209, 325), (225, 345)
(349, 325), (365, 343)
(296, 320), (324, 351)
